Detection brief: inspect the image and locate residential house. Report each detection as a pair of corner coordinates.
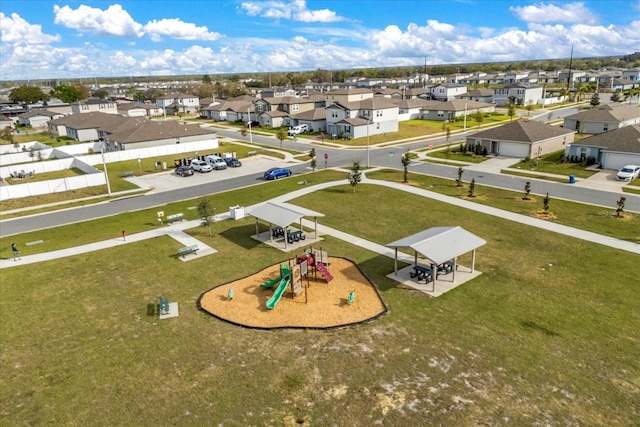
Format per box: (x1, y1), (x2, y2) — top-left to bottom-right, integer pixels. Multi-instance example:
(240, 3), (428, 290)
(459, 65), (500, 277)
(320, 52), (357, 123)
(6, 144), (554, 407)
(254, 96), (322, 116)
(467, 120), (575, 158)
(104, 119), (218, 151)
(326, 97), (398, 139)
(622, 68), (640, 82)
(17, 109), (65, 129)
(0, 114), (13, 130)
(459, 89), (494, 103)
(49, 112), (130, 142)
(289, 107), (326, 133)
(201, 100), (254, 122)
(258, 110), (289, 128)
(393, 98), (435, 121)
(404, 88), (430, 99)
(258, 87), (297, 98)
(504, 71), (529, 83)
(492, 83), (542, 107)
(70, 98), (118, 115)
(373, 89), (403, 99)
(564, 124), (640, 170)
(117, 102), (163, 118)
(429, 83), (467, 101)
(325, 88), (374, 106)
(155, 92), (199, 114)
(420, 99), (495, 122)
(612, 79), (639, 92)
(563, 104), (640, 134)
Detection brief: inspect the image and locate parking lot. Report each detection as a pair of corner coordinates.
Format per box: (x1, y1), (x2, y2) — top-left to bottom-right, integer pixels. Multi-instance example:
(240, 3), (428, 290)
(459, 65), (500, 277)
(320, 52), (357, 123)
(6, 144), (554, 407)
(126, 156), (295, 194)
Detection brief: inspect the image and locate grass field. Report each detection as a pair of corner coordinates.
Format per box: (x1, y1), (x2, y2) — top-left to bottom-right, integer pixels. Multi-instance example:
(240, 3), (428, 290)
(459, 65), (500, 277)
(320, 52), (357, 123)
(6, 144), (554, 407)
(506, 150), (597, 179)
(1, 170), (638, 426)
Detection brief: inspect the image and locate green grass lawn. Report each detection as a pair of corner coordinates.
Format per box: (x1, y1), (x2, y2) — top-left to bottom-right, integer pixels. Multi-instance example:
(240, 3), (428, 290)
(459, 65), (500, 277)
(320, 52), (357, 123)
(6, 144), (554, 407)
(1, 177), (638, 426)
(424, 143), (488, 163)
(506, 150), (596, 178)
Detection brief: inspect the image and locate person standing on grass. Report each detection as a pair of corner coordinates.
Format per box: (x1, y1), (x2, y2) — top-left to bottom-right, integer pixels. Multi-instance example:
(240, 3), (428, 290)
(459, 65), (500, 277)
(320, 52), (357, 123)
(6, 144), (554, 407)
(122, 230), (126, 241)
(11, 242), (20, 261)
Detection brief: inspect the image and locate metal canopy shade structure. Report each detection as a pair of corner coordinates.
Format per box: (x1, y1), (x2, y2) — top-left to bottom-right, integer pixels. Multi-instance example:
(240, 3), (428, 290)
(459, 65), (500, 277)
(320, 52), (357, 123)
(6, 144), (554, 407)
(248, 201), (325, 249)
(386, 226), (486, 289)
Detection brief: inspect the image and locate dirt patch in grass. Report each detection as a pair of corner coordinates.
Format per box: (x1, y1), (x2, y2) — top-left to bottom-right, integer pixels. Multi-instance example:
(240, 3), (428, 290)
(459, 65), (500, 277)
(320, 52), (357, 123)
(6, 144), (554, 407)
(198, 257), (387, 329)
(532, 211), (557, 220)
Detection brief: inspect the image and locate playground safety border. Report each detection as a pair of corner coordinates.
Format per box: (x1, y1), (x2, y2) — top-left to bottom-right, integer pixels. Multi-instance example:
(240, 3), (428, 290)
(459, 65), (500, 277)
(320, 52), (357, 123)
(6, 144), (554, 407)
(196, 256), (388, 330)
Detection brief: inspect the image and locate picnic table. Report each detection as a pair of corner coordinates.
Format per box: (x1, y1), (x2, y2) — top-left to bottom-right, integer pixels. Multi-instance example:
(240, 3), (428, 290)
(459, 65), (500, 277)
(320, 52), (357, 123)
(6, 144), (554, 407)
(272, 226), (285, 238)
(410, 265), (433, 283)
(287, 230), (305, 244)
(437, 261), (455, 275)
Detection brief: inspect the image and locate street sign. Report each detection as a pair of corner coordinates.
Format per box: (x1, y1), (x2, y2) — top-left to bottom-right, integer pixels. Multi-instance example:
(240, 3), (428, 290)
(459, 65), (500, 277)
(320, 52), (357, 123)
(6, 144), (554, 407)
(428, 144), (433, 149)
(389, 151), (394, 156)
(324, 153), (328, 160)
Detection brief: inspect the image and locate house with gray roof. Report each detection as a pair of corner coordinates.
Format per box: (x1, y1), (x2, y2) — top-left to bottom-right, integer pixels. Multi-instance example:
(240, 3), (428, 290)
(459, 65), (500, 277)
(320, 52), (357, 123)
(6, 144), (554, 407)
(420, 99), (495, 122)
(564, 125), (640, 170)
(117, 102), (163, 118)
(104, 119), (217, 150)
(155, 92), (199, 114)
(288, 107), (326, 133)
(17, 109), (65, 128)
(467, 120), (575, 158)
(70, 98), (118, 115)
(563, 104), (640, 134)
(48, 112), (129, 140)
(430, 83), (467, 101)
(325, 97), (398, 139)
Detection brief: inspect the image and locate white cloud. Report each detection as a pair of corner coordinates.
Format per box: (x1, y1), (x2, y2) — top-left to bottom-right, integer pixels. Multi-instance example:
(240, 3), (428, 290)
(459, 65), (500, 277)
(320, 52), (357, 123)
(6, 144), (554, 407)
(143, 19), (221, 42)
(510, 2), (598, 25)
(1, 12), (61, 45)
(53, 4), (144, 37)
(239, 0), (344, 22)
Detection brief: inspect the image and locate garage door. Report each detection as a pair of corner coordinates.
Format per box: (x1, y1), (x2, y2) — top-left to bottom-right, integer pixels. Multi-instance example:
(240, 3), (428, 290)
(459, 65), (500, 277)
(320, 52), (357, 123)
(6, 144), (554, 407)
(498, 142), (529, 158)
(602, 153), (640, 170)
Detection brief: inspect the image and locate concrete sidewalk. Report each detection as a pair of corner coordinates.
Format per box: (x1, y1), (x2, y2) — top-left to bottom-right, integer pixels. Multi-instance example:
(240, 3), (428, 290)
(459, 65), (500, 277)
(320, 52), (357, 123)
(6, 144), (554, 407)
(3, 175), (638, 271)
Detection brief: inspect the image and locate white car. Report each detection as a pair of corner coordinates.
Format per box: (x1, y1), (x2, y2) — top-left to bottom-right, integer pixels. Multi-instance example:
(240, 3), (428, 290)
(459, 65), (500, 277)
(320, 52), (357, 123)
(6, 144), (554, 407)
(615, 165), (640, 181)
(287, 124), (308, 136)
(190, 159), (213, 173)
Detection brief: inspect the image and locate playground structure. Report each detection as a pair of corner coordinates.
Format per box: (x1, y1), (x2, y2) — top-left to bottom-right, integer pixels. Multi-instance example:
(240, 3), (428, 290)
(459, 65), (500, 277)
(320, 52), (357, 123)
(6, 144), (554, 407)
(261, 247), (333, 310)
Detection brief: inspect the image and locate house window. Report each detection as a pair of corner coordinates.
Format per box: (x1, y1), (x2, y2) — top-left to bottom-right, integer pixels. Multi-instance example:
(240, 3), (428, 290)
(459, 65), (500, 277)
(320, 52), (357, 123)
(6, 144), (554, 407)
(437, 111), (444, 117)
(81, 104), (88, 111)
(331, 111), (338, 118)
(99, 104), (104, 109)
(292, 104), (299, 111)
(376, 110), (382, 117)
(257, 104), (264, 111)
(603, 123), (608, 131)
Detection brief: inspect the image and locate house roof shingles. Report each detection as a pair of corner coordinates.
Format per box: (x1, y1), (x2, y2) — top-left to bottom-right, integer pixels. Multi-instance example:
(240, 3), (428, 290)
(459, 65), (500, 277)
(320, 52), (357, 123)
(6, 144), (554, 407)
(565, 104), (640, 123)
(472, 120), (575, 143)
(573, 124), (640, 154)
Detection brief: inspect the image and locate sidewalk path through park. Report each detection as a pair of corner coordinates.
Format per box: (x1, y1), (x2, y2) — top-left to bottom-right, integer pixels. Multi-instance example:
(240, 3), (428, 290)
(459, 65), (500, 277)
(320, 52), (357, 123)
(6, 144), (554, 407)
(2, 174), (638, 269)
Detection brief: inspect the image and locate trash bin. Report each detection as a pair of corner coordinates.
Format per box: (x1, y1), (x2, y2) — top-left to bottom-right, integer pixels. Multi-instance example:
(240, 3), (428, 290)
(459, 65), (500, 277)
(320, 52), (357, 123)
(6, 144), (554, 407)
(569, 175), (576, 184)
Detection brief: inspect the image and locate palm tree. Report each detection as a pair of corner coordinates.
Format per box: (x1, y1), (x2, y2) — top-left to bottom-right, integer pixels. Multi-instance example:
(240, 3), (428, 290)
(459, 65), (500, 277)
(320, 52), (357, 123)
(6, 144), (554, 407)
(623, 86), (640, 105)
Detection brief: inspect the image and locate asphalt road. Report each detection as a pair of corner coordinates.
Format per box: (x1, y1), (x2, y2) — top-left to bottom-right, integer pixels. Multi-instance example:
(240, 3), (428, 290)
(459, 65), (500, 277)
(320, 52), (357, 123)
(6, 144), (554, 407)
(3, 102), (638, 237)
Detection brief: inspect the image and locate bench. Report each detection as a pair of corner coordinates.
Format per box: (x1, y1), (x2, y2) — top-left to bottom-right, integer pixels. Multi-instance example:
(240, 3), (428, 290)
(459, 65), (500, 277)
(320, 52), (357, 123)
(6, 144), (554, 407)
(178, 245), (199, 258)
(287, 230), (305, 244)
(166, 213), (184, 224)
(410, 265), (433, 283)
(120, 171), (134, 178)
(248, 151), (257, 156)
(159, 296), (170, 315)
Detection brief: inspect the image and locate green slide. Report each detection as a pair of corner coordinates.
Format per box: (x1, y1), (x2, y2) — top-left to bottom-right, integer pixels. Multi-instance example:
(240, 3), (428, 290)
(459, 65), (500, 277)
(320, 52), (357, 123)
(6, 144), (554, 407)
(260, 277), (280, 289)
(266, 274), (291, 310)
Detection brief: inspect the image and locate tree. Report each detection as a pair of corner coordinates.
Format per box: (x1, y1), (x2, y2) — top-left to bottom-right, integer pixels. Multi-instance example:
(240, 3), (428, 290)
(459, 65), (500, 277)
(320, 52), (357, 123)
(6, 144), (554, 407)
(507, 103), (516, 121)
(50, 85), (83, 103)
(92, 88), (109, 99)
(590, 92), (601, 107)
(9, 86), (49, 104)
(0, 127), (14, 145)
(347, 161), (362, 192)
(474, 110), (484, 128)
(401, 151), (411, 183)
(543, 193), (550, 213)
(276, 127), (288, 148)
(309, 148), (317, 172)
(197, 197), (215, 237)
(616, 197), (626, 217)
(202, 74), (212, 84)
(456, 166), (464, 187)
(523, 181), (531, 200)
(468, 178), (476, 197)
(610, 90), (622, 103)
(623, 86), (640, 105)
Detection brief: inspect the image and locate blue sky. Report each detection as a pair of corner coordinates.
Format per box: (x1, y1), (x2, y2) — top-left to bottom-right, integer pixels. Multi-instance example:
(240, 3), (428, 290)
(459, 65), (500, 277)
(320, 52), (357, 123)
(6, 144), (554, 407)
(1, 0), (639, 81)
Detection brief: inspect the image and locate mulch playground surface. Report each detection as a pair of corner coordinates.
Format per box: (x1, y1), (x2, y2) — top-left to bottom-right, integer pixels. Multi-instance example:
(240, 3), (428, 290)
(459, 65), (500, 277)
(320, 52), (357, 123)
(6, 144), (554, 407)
(198, 257), (387, 329)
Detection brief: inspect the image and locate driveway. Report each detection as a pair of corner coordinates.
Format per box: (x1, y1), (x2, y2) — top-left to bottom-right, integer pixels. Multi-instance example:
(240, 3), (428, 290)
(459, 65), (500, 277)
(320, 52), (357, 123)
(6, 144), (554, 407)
(573, 169), (631, 192)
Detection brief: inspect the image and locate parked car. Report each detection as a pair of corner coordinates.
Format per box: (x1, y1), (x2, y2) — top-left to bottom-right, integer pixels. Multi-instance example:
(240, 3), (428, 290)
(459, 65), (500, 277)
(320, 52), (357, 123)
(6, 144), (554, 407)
(175, 166), (194, 177)
(224, 157), (242, 167)
(616, 165), (640, 181)
(205, 155), (227, 170)
(190, 159), (213, 172)
(264, 167), (292, 180)
(287, 124), (308, 136)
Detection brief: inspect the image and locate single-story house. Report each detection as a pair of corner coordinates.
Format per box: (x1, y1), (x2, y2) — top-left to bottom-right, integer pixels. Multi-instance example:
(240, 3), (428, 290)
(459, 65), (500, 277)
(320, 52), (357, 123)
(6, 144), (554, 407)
(289, 107), (326, 132)
(421, 99), (495, 122)
(467, 119), (575, 158)
(459, 88), (494, 103)
(17, 109), (65, 128)
(563, 104), (640, 134)
(104, 119), (218, 151)
(564, 124), (640, 170)
(393, 98), (435, 121)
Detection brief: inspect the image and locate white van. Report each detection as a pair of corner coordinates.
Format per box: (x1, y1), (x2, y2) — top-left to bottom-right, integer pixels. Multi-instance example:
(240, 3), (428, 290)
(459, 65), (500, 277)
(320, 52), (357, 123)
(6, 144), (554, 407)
(205, 155), (227, 170)
(287, 124), (309, 136)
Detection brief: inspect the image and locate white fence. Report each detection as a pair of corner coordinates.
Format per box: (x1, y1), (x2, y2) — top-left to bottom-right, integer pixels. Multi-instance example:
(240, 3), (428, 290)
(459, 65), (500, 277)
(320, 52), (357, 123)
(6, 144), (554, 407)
(0, 138), (218, 201)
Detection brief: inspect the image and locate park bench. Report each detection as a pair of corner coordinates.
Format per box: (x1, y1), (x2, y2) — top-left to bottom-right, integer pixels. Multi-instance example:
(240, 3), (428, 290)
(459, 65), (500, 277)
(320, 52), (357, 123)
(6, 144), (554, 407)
(272, 226), (284, 238)
(178, 244), (199, 258)
(159, 296), (170, 315)
(120, 171), (134, 178)
(165, 213), (184, 224)
(287, 230), (305, 244)
(248, 151), (257, 156)
(410, 265), (433, 283)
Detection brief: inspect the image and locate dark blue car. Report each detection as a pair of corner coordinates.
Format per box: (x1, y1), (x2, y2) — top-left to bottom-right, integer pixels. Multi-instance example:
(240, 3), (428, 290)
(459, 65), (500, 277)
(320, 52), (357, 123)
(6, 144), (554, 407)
(264, 168), (292, 180)
(224, 157), (242, 167)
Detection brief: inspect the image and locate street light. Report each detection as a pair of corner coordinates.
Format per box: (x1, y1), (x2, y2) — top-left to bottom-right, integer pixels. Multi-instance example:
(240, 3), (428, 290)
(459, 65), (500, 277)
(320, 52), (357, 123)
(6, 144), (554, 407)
(100, 139), (112, 197)
(366, 118), (371, 168)
(248, 108), (253, 144)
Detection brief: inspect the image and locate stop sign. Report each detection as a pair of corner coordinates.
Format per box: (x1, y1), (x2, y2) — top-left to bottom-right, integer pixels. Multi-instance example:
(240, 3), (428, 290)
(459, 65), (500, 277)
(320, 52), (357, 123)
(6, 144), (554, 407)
(324, 153), (328, 160)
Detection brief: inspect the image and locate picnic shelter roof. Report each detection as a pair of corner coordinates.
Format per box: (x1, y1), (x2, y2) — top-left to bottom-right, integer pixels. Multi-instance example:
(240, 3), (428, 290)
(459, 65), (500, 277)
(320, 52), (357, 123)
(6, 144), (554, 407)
(386, 226), (486, 265)
(248, 202), (325, 228)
